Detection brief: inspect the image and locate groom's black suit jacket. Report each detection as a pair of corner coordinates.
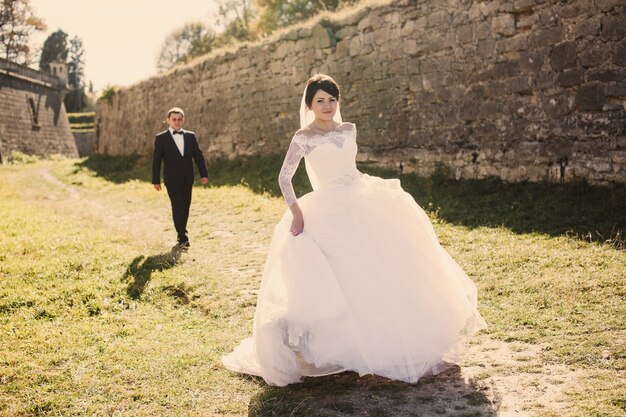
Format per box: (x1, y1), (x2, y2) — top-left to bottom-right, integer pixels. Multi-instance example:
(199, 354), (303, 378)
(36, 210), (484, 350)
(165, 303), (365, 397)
(152, 130), (208, 186)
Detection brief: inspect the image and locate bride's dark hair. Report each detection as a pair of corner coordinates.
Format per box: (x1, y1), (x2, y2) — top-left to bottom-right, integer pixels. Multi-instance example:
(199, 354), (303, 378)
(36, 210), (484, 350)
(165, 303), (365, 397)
(305, 74), (340, 108)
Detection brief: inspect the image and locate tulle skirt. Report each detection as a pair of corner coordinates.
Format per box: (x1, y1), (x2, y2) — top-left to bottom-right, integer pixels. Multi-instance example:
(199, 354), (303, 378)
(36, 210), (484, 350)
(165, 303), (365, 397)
(222, 174), (486, 386)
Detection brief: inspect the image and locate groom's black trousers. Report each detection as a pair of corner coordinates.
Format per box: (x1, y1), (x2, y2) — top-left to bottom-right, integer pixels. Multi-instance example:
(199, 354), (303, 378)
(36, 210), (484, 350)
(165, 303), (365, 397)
(166, 182), (193, 243)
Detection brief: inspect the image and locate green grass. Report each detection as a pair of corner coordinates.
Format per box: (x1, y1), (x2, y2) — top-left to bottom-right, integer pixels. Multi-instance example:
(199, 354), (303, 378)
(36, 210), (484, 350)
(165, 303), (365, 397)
(68, 112), (95, 132)
(0, 155), (624, 416)
(67, 112), (95, 124)
(70, 123), (95, 132)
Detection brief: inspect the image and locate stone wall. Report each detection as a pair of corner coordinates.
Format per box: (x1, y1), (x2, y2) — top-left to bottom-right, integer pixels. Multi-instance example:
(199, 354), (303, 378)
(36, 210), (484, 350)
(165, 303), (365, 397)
(0, 59), (78, 161)
(96, 0), (626, 183)
(73, 131), (95, 157)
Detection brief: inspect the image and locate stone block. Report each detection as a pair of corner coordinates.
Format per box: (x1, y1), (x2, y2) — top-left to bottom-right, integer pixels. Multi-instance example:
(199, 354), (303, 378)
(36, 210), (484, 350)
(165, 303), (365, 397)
(458, 99), (480, 121)
(480, 1), (501, 17)
(529, 26), (563, 48)
(358, 15), (373, 32)
(475, 21), (492, 40)
(414, 16), (428, 32)
(612, 150), (626, 164)
(495, 60), (521, 78)
(477, 38), (496, 59)
(401, 20), (416, 37)
(499, 2), (514, 13)
(456, 24), (474, 44)
(409, 76), (422, 92)
(587, 159), (612, 173)
(269, 60), (283, 74)
(500, 166), (528, 181)
(578, 43), (609, 68)
(596, 0), (622, 12)
(497, 33), (529, 52)
(614, 40), (626, 67)
(403, 39), (419, 56)
(559, 3), (585, 19)
(428, 10), (450, 27)
(274, 42), (292, 59)
(605, 82), (626, 97)
(468, 3), (481, 21)
(371, 28), (389, 47)
(362, 32), (376, 47)
(574, 83), (606, 111)
(349, 36), (362, 56)
(335, 39), (351, 59)
(601, 15), (626, 41)
(335, 26), (358, 39)
(452, 9), (470, 26)
(388, 59), (407, 75)
(513, 0), (535, 12)
(556, 69), (584, 88)
(517, 13), (538, 30)
(434, 56), (453, 72)
(549, 41), (578, 72)
(407, 58), (421, 75)
(484, 80), (506, 97)
(575, 17), (600, 38)
(588, 68), (626, 83)
(369, 13), (384, 31)
(312, 24), (334, 49)
(419, 58), (437, 75)
(478, 165), (500, 178)
(603, 103), (625, 111)
(519, 51), (544, 73)
(478, 100), (503, 119)
(492, 14), (516, 37)
(505, 76), (532, 94)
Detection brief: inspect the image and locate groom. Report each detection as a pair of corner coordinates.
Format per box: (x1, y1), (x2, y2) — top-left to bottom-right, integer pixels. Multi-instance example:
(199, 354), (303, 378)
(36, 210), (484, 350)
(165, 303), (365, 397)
(152, 107), (208, 249)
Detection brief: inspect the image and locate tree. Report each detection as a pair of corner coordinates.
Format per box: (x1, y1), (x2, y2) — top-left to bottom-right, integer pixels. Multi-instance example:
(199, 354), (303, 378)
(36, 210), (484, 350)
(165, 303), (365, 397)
(215, 0), (257, 46)
(64, 35), (86, 112)
(39, 29), (67, 72)
(156, 22), (216, 71)
(256, 0), (360, 35)
(0, 0), (46, 64)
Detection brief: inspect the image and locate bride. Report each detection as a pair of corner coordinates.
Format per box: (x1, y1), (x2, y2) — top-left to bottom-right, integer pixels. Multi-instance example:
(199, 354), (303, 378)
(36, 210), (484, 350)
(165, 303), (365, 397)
(222, 74), (486, 386)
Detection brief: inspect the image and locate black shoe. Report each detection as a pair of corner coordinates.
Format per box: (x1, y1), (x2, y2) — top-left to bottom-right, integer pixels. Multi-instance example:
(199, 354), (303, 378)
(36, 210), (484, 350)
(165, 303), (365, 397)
(178, 240), (190, 250)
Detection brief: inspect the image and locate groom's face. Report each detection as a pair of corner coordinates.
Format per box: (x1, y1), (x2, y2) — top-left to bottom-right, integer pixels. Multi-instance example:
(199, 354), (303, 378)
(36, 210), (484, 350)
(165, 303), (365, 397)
(168, 113), (184, 131)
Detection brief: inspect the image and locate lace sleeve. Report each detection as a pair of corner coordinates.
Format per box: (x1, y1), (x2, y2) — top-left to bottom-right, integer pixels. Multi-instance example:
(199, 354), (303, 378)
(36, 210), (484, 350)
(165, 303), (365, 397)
(278, 134), (307, 207)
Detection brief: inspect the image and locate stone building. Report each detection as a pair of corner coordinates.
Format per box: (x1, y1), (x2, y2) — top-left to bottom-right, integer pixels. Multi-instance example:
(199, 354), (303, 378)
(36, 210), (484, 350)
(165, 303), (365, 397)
(96, 0), (626, 184)
(0, 58), (78, 162)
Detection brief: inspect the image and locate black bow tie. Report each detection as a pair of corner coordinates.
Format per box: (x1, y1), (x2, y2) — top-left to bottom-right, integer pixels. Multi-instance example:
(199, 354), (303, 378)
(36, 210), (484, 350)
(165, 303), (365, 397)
(172, 130), (183, 135)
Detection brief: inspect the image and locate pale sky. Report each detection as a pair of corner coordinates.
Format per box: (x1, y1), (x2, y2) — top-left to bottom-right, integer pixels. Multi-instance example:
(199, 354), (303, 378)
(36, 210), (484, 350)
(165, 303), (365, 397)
(30, 0), (220, 94)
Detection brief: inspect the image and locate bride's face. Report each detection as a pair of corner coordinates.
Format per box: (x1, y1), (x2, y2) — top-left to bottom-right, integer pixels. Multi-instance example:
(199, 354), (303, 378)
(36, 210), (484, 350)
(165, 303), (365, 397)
(310, 90), (338, 122)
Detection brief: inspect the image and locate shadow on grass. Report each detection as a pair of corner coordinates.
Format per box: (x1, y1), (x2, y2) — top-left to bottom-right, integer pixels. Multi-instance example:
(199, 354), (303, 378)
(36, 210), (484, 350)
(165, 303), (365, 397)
(75, 153), (152, 183)
(122, 246), (183, 299)
(76, 154), (626, 248)
(247, 366), (498, 416)
(394, 168), (626, 248)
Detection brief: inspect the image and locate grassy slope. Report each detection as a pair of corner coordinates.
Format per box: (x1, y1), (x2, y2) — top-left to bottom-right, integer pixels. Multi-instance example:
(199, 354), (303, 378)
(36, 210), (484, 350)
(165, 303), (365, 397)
(0, 155), (624, 416)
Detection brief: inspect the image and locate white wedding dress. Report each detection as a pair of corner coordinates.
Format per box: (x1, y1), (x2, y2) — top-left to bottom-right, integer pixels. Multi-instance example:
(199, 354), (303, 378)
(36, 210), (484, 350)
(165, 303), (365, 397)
(222, 122), (486, 386)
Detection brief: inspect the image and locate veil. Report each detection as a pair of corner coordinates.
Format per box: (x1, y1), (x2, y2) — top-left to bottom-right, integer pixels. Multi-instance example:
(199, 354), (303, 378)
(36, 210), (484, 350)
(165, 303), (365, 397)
(298, 86), (342, 191)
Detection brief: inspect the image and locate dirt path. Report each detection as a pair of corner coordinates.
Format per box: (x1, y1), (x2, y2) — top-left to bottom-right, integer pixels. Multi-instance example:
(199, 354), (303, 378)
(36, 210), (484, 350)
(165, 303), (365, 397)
(27, 163), (586, 416)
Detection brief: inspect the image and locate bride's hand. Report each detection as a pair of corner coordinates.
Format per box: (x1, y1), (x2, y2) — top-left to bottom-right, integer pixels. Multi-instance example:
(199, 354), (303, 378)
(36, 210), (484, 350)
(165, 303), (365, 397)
(288, 202), (304, 236)
(290, 214), (304, 236)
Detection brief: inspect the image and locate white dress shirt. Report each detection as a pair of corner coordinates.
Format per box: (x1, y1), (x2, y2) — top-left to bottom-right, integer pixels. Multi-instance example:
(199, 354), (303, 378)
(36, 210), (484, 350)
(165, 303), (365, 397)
(169, 128), (185, 156)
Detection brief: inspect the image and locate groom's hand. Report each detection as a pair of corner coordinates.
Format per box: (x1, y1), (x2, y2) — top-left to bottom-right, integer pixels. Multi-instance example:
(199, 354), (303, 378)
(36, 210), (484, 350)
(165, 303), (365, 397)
(201, 177), (208, 185)
(153, 184), (162, 191)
